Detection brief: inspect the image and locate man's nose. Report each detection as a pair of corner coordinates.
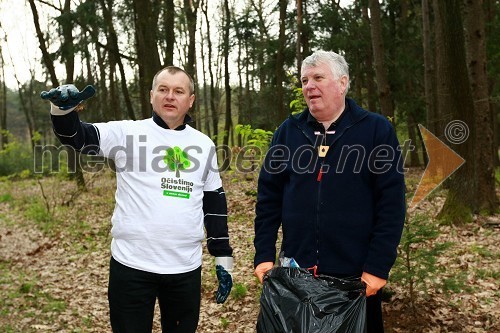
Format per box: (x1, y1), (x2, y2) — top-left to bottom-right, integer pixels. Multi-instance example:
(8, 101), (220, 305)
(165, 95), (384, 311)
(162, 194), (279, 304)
(304, 81), (315, 91)
(165, 91), (175, 99)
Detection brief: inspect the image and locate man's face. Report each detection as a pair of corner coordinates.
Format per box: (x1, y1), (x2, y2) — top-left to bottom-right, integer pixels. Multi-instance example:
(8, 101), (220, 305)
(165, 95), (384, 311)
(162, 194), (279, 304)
(301, 63), (347, 121)
(150, 70), (195, 129)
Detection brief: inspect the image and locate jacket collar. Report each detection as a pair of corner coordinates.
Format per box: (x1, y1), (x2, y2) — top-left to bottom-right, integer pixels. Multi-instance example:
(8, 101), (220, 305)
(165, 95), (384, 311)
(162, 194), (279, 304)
(292, 98), (367, 124)
(305, 104), (348, 132)
(289, 98), (369, 144)
(152, 112), (193, 130)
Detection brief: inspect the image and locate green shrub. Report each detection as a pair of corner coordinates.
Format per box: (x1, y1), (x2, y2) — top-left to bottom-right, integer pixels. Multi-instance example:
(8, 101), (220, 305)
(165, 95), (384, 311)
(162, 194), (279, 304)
(391, 213), (453, 312)
(0, 193), (13, 203)
(231, 283), (248, 300)
(234, 124), (273, 173)
(289, 87), (307, 115)
(19, 282), (34, 294)
(0, 131), (33, 177)
(220, 317), (230, 329)
(24, 200), (57, 234)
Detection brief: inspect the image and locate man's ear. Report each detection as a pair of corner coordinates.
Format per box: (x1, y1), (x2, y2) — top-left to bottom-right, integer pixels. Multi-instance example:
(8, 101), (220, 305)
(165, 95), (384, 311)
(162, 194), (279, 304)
(189, 94), (195, 108)
(341, 75), (348, 88)
(340, 75), (349, 95)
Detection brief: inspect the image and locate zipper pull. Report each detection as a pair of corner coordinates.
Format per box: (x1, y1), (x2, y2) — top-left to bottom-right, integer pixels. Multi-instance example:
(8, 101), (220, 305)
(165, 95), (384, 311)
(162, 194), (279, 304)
(318, 145), (329, 157)
(317, 166), (323, 182)
(307, 265), (319, 278)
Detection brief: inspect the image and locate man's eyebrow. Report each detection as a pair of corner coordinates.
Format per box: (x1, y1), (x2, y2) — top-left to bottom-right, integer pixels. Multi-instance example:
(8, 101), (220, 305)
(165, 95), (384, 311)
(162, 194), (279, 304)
(157, 84), (186, 91)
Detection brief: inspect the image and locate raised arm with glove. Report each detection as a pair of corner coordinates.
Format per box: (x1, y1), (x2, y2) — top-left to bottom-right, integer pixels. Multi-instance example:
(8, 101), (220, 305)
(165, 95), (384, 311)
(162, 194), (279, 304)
(41, 84), (99, 154)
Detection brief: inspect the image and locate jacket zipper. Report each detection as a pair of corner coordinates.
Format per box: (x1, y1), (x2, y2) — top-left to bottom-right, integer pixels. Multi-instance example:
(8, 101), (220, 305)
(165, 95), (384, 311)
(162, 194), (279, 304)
(294, 112), (367, 275)
(311, 123), (359, 274)
(315, 158), (324, 274)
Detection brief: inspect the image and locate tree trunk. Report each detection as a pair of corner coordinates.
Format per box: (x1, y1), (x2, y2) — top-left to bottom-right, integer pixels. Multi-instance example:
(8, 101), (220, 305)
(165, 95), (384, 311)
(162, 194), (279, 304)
(422, 0), (438, 134)
(368, 0), (395, 122)
(407, 112), (421, 167)
(296, 0), (303, 78)
(302, 0), (310, 56)
(62, 0), (74, 83)
(83, 34), (94, 83)
(163, 0), (175, 66)
(463, 0), (498, 212)
(361, 3), (377, 113)
(60, 1), (72, 79)
(233, 9), (244, 145)
(133, 0), (161, 119)
(237, 39), (243, 147)
(251, 0), (269, 91)
(109, 63), (120, 120)
(431, 0), (451, 135)
(484, 0), (499, 167)
(101, 0), (135, 120)
(18, 86), (35, 150)
(28, 0), (59, 87)
(221, 0), (232, 171)
(0, 48), (7, 149)
(245, 39), (251, 126)
(199, 5), (211, 137)
(182, 0), (199, 128)
(96, 42), (109, 122)
(354, 62), (363, 106)
(201, 1), (219, 141)
(184, 0), (198, 78)
(60, 0), (86, 190)
(435, 0), (477, 223)
(276, 0), (287, 122)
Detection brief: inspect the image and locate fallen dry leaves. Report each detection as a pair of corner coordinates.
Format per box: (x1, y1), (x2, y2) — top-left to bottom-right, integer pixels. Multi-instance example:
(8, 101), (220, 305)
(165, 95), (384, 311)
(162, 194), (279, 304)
(0, 169), (498, 332)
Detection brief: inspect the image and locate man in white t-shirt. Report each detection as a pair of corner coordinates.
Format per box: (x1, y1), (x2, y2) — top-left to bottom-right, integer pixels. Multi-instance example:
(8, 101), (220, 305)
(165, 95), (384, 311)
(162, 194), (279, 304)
(41, 66), (233, 333)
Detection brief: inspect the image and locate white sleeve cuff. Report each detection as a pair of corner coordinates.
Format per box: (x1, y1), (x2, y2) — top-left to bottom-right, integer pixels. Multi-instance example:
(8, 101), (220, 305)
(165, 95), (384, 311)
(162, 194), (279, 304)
(215, 257), (233, 273)
(50, 103), (76, 116)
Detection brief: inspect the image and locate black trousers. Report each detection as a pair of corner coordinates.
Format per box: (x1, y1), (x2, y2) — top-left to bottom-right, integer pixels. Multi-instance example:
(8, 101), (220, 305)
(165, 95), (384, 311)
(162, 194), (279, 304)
(366, 290), (385, 333)
(108, 257), (201, 333)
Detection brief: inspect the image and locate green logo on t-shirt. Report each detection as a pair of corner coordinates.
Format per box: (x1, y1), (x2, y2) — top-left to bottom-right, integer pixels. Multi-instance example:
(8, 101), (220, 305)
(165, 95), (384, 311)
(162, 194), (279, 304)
(164, 146), (191, 178)
(160, 177), (193, 199)
(163, 190), (190, 199)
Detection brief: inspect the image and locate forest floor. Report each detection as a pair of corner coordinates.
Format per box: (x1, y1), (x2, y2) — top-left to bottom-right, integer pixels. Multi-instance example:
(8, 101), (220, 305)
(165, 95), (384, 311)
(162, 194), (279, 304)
(0, 168), (498, 333)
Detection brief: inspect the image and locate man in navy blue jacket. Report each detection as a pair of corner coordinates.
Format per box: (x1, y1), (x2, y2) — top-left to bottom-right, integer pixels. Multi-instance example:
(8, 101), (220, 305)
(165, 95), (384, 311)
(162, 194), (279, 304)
(254, 50), (406, 332)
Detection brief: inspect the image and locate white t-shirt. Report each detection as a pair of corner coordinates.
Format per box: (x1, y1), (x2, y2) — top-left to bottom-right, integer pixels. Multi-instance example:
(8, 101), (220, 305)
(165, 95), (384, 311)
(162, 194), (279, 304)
(94, 119), (222, 274)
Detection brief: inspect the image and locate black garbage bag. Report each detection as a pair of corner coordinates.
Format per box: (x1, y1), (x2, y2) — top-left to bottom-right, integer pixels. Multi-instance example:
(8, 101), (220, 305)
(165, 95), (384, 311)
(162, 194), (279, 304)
(257, 267), (367, 333)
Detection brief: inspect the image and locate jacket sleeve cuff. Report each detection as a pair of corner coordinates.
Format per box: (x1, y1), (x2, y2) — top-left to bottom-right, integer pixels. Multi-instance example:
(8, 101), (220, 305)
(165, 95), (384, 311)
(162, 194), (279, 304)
(50, 103), (76, 115)
(215, 256), (233, 272)
(362, 264), (389, 280)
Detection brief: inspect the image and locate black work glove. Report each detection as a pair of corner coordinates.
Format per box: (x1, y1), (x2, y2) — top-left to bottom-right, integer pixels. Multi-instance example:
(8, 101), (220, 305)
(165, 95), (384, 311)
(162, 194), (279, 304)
(41, 84), (95, 113)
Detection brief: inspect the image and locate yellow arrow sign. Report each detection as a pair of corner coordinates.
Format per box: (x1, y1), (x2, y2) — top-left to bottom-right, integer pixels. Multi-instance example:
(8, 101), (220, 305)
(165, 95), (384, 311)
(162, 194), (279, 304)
(408, 125), (465, 210)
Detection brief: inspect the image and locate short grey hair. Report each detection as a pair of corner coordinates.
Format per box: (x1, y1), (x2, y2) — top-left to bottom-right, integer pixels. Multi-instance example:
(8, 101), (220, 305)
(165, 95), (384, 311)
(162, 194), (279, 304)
(302, 50), (350, 94)
(151, 66), (195, 94)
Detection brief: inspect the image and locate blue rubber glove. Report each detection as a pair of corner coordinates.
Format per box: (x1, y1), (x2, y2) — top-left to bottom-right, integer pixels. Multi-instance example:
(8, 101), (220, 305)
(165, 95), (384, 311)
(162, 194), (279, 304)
(215, 265), (233, 304)
(40, 84), (95, 111)
(215, 257), (233, 304)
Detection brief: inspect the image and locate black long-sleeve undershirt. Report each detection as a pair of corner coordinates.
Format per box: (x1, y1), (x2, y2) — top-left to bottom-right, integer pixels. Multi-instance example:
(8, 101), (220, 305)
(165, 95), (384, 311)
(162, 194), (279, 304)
(203, 187), (233, 257)
(51, 112), (100, 154)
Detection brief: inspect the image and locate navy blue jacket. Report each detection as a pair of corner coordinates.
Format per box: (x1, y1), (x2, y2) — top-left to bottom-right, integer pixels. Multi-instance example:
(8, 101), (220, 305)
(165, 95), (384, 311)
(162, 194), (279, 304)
(254, 98), (406, 279)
